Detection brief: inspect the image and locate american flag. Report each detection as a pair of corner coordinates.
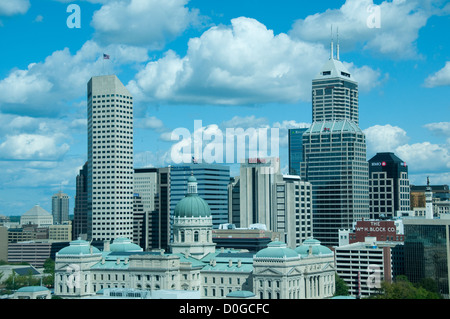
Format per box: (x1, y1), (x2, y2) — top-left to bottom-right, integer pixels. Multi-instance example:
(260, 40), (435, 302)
(103, 53), (110, 59)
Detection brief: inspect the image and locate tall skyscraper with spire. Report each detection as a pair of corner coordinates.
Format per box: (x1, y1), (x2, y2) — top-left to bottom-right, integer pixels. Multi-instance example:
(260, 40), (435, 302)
(300, 32), (369, 246)
(86, 75), (134, 245)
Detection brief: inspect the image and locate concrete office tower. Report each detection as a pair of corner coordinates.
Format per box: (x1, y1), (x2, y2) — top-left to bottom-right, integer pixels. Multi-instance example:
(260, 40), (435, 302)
(170, 163), (230, 229)
(311, 39), (359, 124)
(301, 39), (369, 247)
(239, 157), (280, 230)
(52, 191), (69, 224)
(272, 174), (313, 248)
(368, 152), (410, 219)
(86, 75), (134, 245)
(136, 166), (171, 251)
(134, 168), (158, 213)
(73, 162), (88, 239)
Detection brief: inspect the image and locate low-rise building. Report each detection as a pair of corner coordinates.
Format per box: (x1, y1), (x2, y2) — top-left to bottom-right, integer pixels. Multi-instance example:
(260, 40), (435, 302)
(335, 237), (395, 298)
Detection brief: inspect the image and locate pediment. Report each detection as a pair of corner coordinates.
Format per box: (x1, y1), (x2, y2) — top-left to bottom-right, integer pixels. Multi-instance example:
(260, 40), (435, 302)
(322, 262), (334, 271)
(56, 262), (81, 272)
(255, 267), (283, 276)
(287, 267), (303, 276)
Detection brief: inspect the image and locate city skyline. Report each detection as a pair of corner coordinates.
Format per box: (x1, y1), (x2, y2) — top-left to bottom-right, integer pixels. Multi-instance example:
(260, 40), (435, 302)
(0, 0), (449, 216)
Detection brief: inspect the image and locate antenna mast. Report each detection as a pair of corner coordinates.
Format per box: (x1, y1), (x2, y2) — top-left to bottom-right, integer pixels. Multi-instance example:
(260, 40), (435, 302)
(336, 26), (340, 60)
(330, 25), (334, 60)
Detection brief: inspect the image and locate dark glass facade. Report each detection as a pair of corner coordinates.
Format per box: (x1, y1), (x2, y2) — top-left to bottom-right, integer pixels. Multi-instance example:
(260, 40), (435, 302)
(170, 164), (230, 229)
(288, 128), (308, 176)
(300, 120), (369, 247)
(73, 161), (88, 239)
(404, 221), (449, 296)
(368, 152), (410, 219)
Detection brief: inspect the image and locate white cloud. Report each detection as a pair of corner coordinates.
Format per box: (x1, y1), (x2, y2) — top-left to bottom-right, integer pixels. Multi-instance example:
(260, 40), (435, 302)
(0, 0), (30, 16)
(344, 62), (386, 92)
(134, 150), (171, 168)
(91, 0), (202, 49)
(424, 122), (450, 136)
(289, 0), (445, 59)
(128, 17), (382, 106)
(221, 115), (269, 130)
(0, 134), (69, 161)
(34, 15), (44, 23)
(0, 157), (83, 189)
(364, 123), (450, 175)
(395, 141), (450, 173)
(137, 116), (165, 130)
(0, 40), (148, 116)
(364, 124), (409, 156)
(424, 61), (450, 88)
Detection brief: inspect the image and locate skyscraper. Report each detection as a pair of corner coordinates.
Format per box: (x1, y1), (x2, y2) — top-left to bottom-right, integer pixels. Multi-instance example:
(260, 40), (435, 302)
(52, 191), (69, 225)
(311, 38), (359, 124)
(134, 168), (158, 214)
(86, 75), (134, 245)
(239, 157), (280, 229)
(368, 152), (410, 219)
(73, 162), (88, 239)
(301, 38), (369, 246)
(288, 127), (308, 176)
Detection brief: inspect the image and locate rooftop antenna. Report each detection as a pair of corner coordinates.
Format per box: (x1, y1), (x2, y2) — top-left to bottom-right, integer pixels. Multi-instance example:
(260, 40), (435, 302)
(336, 26), (340, 61)
(330, 25), (334, 60)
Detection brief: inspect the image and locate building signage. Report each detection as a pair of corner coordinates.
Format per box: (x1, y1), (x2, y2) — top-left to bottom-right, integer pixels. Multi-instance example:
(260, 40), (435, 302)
(248, 158), (267, 164)
(371, 161), (386, 167)
(354, 221), (396, 234)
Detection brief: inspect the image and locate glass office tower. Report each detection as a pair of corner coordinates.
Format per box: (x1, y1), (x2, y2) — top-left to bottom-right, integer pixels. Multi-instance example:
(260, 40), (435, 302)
(301, 43), (369, 247)
(403, 218), (450, 297)
(170, 163), (230, 229)
(288, 128), (308, 176)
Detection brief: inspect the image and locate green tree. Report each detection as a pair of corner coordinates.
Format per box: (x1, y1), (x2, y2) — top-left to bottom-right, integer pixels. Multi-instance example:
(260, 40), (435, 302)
(4, 270), (41, 291)
(370, 275), (441, 299)
(43, 258), (55, 275)
(334, 273), (350, 296)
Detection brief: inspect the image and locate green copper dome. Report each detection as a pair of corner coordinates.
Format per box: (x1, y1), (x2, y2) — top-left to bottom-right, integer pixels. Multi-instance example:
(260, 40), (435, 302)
(57, 239), (101, 256)
(174, 174), (211, 218)
(174, 194), (211, 218)
(110, 237), (143, 252)
(295, 238), (333, 257)
(255, 241), (299, 259)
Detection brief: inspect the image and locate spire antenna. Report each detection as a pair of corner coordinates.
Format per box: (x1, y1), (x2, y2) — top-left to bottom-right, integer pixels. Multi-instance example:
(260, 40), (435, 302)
(330, 25), (334, 60)
(336, 26), (340, 61)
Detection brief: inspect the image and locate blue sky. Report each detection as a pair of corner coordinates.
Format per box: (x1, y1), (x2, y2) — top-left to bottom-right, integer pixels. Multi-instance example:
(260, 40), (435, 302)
(0, 0), (449, 216)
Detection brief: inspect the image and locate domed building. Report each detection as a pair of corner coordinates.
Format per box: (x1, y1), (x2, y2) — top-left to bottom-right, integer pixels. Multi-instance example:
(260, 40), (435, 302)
(252, 238), (336, 299)
(295, 238), (334, 258)
(53, 176), (336, 299)
(109, 237), (143, 253)
(20, 205), (53, 227)
(170, 174), (216, 259)
(54, 238), (103, 298)
(254, 241), (300, 261)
